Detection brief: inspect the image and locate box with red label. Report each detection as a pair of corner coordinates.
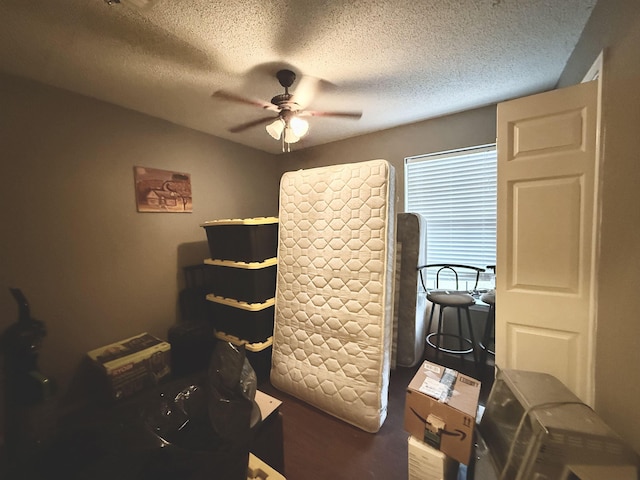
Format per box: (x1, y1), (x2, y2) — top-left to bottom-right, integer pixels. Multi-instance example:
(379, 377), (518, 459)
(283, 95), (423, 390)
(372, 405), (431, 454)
(404, 361), (480, 465)
(87, 332), (171, 400)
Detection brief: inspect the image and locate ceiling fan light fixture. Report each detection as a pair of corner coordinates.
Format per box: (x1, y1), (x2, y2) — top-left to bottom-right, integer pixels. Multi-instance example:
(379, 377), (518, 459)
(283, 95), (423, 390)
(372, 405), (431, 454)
(266, 118), (285, 140)
(284, 127), (301, 144)
(289, 116), (309, 138)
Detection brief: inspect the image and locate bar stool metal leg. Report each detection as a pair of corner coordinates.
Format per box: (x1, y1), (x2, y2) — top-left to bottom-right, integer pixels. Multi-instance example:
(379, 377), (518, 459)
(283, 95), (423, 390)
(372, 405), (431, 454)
(426, 303), (477, 364)
(480, 291), (495, 365)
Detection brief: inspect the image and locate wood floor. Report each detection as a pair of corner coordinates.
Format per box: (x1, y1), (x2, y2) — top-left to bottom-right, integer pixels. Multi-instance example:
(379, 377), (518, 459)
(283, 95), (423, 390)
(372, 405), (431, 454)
(258, 351), (495, 480)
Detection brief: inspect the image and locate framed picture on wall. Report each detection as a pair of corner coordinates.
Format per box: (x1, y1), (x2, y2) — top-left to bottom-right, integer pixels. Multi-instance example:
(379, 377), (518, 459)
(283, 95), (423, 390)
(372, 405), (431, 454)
(134, 166), (192, 213)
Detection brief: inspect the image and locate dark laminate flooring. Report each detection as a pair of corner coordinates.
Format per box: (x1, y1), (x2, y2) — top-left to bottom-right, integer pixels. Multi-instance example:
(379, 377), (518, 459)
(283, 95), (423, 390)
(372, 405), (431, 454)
(258, 350), (495, 480)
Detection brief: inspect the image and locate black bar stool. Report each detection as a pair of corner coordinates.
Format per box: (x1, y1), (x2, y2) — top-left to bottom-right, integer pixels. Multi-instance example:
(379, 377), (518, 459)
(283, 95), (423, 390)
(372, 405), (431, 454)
(479, 290), (495, 362)
(479, 265), (496, 365)
(417, 264), (485, 365)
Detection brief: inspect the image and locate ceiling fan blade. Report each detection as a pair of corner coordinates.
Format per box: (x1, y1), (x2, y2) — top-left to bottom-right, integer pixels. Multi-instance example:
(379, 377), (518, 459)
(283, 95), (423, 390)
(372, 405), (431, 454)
(290, 75), (321, 109)
(212, 90), (279, 111)
(300, 110), (363, 120)
(228, 116), (277, 133)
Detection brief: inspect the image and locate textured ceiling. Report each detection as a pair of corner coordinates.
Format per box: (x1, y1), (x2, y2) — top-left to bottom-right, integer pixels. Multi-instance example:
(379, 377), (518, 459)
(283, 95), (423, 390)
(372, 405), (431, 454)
(0, 0), (597, 154)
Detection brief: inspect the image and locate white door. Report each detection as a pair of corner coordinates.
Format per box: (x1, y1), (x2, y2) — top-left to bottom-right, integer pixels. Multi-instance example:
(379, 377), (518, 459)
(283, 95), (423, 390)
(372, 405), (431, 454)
(496, 80), (600, 405)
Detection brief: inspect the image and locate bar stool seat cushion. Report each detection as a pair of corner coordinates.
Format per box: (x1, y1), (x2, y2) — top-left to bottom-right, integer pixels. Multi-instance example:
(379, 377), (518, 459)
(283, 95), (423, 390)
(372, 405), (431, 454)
(427, 290), (476, 307)
(481, 290), (495, 306)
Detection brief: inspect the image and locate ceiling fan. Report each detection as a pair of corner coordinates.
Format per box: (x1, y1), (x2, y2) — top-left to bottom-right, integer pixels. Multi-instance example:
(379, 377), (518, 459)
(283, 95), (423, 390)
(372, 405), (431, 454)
(212, 69), (362, 151)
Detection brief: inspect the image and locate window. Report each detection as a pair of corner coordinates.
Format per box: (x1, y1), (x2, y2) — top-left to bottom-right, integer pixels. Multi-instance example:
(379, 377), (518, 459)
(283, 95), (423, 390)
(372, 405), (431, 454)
(405, 144), (497, 290)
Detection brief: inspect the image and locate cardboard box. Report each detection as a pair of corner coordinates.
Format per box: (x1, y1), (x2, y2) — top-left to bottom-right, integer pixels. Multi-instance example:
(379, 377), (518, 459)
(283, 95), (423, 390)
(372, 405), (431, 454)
(87, 332), (171, 400)
(408, 435), (458, 480)
(248, 453), (286, 480)
(404, 361), (480, 465)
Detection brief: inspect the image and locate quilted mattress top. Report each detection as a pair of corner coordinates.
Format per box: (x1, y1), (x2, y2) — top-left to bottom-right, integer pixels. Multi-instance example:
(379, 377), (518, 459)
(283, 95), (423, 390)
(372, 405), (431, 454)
(271, 159), (396, 432)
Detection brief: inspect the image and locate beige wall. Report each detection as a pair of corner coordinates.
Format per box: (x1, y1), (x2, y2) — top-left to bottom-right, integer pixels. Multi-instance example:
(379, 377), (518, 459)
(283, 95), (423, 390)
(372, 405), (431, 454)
(558, 0), (640, 454)
(279, 105), (497, 210)
(0, 71), (496, 409)
(0, 73), (281, 398)
(6, 0), (638, 457)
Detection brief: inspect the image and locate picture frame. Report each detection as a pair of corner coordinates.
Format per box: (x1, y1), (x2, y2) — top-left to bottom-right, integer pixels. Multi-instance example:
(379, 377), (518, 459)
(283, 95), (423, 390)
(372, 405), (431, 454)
(134, 166), (192, 213)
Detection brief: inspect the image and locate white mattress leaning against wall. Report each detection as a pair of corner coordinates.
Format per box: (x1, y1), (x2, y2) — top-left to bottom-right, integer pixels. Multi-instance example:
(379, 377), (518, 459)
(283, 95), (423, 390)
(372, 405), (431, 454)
(270, 159), (396, 433)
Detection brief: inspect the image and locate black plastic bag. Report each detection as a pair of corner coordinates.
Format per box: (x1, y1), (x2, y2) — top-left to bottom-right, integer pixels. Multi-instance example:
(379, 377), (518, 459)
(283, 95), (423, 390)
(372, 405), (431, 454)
(207, 341), (258, 444)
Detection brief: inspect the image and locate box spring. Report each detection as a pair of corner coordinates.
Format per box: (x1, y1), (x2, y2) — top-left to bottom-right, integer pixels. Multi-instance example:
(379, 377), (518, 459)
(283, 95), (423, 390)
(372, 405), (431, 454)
(394, 212), (428, 367)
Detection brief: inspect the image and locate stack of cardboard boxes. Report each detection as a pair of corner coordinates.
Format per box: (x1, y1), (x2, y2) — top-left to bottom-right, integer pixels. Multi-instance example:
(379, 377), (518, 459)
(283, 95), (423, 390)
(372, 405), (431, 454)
(404, 360), (481, 480)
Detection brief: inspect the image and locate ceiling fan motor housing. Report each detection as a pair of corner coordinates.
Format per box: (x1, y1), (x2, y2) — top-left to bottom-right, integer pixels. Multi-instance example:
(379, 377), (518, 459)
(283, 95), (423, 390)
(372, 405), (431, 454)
(271, 69), (298, 109)
(276, 69), (296, 89)
(270, 93), (297, 110)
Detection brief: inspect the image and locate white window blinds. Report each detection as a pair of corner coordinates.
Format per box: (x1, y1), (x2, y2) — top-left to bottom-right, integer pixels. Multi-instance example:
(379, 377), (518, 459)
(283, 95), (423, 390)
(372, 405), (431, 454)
(405, 144), (497, 289)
